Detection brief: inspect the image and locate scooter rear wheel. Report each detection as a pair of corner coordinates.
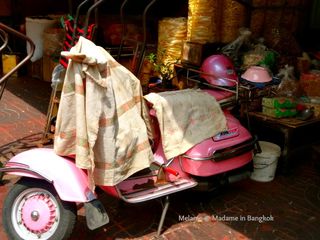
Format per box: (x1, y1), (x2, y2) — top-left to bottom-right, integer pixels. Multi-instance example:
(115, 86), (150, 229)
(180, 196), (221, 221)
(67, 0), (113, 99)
(2, 177), (77, 240)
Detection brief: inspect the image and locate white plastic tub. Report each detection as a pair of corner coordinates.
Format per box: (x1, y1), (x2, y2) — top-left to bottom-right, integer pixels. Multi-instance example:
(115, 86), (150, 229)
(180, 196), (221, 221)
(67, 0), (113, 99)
(250, 141), (281, 182)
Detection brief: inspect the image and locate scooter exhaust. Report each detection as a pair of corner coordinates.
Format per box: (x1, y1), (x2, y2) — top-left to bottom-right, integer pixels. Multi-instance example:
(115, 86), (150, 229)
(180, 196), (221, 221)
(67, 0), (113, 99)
(193, 167), (252, 192)
(227, 171), (251, 184)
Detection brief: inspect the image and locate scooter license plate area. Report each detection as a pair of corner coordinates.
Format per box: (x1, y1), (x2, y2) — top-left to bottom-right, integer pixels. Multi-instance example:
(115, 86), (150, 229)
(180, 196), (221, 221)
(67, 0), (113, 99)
(213, 127), (239, 141)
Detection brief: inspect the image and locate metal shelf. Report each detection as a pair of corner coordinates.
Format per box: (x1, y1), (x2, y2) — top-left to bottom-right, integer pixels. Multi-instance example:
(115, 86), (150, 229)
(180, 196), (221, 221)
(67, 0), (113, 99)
(174, 64), (239, 109)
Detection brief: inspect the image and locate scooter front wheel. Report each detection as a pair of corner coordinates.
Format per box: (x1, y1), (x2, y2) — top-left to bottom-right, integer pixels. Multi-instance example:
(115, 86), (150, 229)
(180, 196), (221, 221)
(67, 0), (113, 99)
(2, 178), (77, 240)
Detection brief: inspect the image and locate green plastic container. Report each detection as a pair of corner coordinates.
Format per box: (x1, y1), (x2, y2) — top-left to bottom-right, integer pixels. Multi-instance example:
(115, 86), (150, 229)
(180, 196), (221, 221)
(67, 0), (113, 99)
(262, 106), (297, 118)
(262, 97), (297, 109)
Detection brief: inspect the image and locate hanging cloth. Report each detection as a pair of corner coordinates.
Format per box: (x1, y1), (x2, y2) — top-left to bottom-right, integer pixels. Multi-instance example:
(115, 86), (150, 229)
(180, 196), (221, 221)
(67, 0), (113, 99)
(54, 37), (154, 188)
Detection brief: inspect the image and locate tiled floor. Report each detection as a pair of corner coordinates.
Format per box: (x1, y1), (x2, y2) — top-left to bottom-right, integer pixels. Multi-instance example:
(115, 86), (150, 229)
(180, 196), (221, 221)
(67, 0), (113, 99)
(0, 76), (320, 240)
(0, 76), (50, 146)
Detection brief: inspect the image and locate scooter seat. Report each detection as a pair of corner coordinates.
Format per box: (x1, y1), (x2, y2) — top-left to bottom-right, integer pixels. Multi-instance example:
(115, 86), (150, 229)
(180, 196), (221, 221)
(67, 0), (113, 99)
(202, 89), (235, 103)
(148, 89), (234, 117)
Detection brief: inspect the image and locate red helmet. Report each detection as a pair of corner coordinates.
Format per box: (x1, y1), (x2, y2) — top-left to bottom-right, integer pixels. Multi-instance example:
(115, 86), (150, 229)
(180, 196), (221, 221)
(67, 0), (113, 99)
(200, 54), (238, 87)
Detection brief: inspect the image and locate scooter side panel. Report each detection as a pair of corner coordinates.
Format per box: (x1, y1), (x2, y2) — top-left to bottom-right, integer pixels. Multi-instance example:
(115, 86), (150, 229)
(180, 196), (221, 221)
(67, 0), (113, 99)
(181, 111), (254, 176)
(5, 148), (93, 202)
(185, 112), (252, 158)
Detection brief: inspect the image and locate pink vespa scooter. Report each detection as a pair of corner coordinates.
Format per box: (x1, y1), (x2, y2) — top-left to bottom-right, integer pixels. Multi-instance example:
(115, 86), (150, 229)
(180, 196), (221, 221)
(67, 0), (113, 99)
(0, 25), (257, 240)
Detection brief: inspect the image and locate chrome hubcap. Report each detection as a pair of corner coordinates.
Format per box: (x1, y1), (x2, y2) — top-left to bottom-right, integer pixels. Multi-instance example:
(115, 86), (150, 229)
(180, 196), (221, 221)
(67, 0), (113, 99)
(31, 210), (40, 221)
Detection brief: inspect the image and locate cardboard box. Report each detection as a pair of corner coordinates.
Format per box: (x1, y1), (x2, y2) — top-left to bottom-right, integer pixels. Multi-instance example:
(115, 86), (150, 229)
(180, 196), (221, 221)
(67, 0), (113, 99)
(300, 72), (320, 97)
(43, 55), (59, 82)
(181, 41), (219, 67)
(27, 57), (43, 79)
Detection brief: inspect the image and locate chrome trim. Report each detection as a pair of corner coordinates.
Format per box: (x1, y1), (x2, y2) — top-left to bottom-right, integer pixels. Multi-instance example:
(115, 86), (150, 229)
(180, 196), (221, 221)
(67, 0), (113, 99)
(164, 158), (175, 167)
(0, 23), (35, 85)
(0, 167), (52, 183)
(0, 28), (9, 52)
(120, 179), (197, 203)
(180, 65), (239, 101)
(182, 154), (218, 161)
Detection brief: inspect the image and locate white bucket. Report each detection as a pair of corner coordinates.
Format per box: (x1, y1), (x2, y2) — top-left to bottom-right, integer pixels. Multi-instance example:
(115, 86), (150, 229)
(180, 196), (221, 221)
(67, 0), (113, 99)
(26, 17), (57, 62)
(250, 141), (281, 182)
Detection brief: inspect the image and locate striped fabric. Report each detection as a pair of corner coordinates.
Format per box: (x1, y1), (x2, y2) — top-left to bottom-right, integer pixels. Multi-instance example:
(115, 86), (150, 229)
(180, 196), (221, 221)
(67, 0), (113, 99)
(54, 37), (154, 188)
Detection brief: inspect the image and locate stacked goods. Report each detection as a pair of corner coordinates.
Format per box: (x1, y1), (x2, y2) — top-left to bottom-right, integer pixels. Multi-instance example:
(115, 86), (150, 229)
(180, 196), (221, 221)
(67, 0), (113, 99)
(158, 17), (187, 70)
(300, 72), (320, 97)
(220, 0), (246, 43)
(43, 27), (65, 59)
(262, 107), (297, 118)
(250, 9), (266, 38)
(187, 0), (247, 44)
(298, 70), (320, 118)
(43, 27), (65, 82)
(187, 0), (308, 44)
(262, 97), (297, 118)
(251, 0), (307, 9)
(263, 97), (297, 108)
(304, 102), (320, 118)
(250, 0), (309, 38)
(187, 0), (220, 43)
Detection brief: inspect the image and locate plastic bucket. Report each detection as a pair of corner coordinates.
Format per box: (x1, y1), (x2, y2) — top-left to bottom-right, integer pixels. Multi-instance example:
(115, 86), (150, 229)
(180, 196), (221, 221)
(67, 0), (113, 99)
(250, 141), (281, 182)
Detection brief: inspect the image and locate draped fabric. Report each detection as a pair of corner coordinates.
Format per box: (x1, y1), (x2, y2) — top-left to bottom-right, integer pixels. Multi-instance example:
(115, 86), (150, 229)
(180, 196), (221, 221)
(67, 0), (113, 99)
(144, 89), (227, 160)
(54, 37), (154, 188)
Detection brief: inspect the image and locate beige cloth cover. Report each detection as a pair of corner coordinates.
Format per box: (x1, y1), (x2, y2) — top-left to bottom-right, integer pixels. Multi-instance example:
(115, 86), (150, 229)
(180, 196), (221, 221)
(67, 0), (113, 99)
(54, 37), (154, 187)
(144, 89), (227, 160)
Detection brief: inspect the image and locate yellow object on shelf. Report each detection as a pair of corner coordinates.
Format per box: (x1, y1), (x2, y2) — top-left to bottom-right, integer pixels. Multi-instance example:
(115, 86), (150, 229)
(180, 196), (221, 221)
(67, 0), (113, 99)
(157, 17), (187, 78)
(187, 0), (221, 43)
(187, 0), (246, 44)
(220, 0), (246, 43)
(2, 54), (19, 77)
(158, 17), (187, 61)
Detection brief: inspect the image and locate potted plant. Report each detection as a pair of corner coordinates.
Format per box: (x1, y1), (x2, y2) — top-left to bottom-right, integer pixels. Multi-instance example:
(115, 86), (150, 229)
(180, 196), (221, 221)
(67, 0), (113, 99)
(146, 49), (178, 89)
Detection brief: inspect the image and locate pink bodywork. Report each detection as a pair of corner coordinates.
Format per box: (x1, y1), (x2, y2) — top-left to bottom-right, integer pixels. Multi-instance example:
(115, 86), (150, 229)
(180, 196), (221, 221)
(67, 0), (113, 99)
(155, 112), (253, 177)
(179, 110), (253, 176)
(5, 148), (93, 202)
(149, 89), (253, 177)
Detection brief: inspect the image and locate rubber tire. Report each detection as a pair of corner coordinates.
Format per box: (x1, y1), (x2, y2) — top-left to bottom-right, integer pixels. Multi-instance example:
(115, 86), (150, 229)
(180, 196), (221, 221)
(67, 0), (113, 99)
(2, 178), (77, 240)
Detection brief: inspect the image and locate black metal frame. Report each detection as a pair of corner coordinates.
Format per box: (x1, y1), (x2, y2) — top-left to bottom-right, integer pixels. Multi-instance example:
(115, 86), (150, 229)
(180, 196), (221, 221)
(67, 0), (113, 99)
(0, 23), (35, 102)
(116, 0), (158, 77)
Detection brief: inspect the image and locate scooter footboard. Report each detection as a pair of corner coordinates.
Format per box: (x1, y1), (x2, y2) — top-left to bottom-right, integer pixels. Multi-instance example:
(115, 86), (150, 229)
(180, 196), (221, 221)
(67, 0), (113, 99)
(1, 148), (94, 202)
